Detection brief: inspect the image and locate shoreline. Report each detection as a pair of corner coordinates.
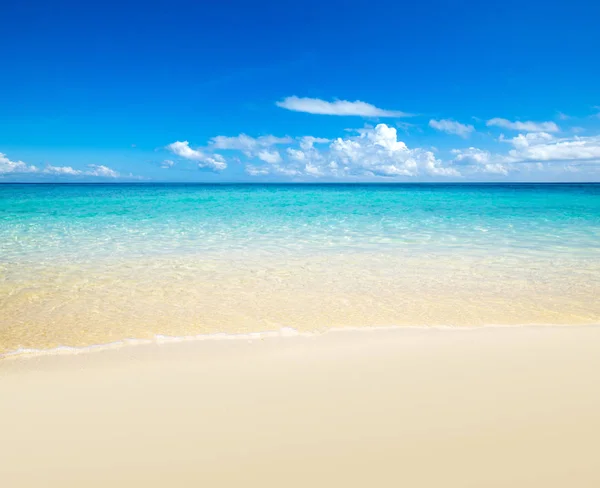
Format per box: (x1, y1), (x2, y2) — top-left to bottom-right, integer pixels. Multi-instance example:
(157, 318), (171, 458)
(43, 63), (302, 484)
(2, 322), (600, 361)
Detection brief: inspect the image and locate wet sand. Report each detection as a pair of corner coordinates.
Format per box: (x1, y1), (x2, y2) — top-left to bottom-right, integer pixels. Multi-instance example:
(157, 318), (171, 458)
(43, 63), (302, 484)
(1, 326), (599, 487)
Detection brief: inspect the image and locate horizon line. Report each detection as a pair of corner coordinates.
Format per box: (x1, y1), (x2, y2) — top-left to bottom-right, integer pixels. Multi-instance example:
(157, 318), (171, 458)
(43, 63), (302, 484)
(1, 181), (599, 185)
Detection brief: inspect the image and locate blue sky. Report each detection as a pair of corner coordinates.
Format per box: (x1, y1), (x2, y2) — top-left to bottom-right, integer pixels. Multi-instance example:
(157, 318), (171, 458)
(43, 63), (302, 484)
(1, 0), (599, 182)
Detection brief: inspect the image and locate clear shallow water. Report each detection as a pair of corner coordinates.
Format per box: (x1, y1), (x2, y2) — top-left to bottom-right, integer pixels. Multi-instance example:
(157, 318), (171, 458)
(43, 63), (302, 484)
(2, 183), (600, 262)
(1, 183), (599, 354)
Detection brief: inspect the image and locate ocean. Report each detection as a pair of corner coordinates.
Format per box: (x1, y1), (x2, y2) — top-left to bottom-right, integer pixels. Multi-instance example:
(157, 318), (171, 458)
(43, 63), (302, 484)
(1, 183), (599, 355)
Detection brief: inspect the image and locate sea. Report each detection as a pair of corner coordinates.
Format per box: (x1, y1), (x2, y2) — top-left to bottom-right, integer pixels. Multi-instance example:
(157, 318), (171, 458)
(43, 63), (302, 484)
(1, 183), (599, 356)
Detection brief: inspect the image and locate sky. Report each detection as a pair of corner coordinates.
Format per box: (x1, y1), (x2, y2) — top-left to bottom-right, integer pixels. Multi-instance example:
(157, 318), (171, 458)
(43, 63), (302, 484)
(1, 0), (600, 182)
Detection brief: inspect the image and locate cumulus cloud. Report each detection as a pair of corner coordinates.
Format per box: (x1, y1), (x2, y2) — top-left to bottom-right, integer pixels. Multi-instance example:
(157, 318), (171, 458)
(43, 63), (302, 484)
(276, 96), (410, 117)
(166, 134), (297, 171)
(448, 131), (600, 176)
(166, 141), (227, 171)
(451, 147), (492, 165)
(429, 119), (475, 138)
(241, 124), (457, 178)
(500, 132), (554, 149)
(0, 153), (38, 174)
(451, 148), (509, 175)
(208, 133), (293, 165)
(0, 152), (121, 178)
(486, 118), (559, 133)
(166, 141), (206, 161)
(165, 120), (600, 180)
(201, 155), (227, 171)
(161, 159), (175, 168)
(502, 133), (600, 163)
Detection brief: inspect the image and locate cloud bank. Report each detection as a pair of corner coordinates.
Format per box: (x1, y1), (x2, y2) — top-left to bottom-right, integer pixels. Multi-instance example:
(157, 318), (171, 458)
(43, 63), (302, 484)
(168, 125), (456, 178)
(0, 153), (121, 178)
(164, 119), (600, 180)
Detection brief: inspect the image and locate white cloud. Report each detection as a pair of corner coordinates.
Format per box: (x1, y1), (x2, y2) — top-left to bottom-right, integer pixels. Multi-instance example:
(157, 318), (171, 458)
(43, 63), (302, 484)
(299, 136), (329, 150)
(243, 124), (456, 178)
(208, 134), (291, 167)
(256, 135), (294, 146)
(257, 150), (282, 164)
(304, 162), (323, 176)
(481, 163), (510, 175)
(161, 159), (175, 168)
(43, 165), (83, 175)
(0, 153), (38, 174)
(245, 165), (270, 176)
(165, 121), (600, 180)
(451, 148), (509, 175)
(86, 165), (120, 178)
(429, 119), (475, 138)
(451, 147), (492, 165)
(276, 96), (410, 117)
(166, 141), (206, 161)
(503, 133), (600, 163)
(500, 132), (555, 149)
(0, 152), (120, 178)
(166, 141), (227, 171)
(287, 148), (306, 161)
(273, 166), (301, 177)
(210, 134), (292, 152)
(449, 131), (600, 176)
(201, 155), (227, 171)
(486, 118), (559, 133)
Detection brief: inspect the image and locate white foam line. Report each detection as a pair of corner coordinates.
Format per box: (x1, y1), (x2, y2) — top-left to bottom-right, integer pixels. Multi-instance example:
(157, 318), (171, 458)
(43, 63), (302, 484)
(0, 327), (308, 360)
(2, 324), (599, 361)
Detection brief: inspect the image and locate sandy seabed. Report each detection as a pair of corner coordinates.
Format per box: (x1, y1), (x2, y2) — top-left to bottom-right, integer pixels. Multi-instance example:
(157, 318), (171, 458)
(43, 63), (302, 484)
(1, 326), (599, 487)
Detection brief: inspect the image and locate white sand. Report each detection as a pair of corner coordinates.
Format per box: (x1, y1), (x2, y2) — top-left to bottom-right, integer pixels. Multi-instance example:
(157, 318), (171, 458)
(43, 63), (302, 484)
(1, 326), (599, 487)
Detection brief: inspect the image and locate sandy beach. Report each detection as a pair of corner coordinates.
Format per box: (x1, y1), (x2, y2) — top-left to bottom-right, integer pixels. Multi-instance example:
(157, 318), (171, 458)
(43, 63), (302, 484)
(2, 325), (599, 487)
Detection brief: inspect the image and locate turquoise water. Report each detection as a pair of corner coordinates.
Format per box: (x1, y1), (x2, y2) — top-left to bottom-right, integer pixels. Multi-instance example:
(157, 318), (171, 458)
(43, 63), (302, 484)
(1, 183), (599, 353)
(2, 183), (599, 264)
